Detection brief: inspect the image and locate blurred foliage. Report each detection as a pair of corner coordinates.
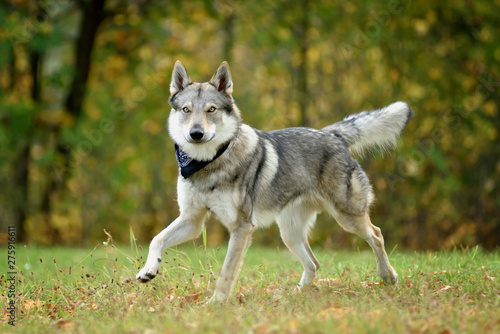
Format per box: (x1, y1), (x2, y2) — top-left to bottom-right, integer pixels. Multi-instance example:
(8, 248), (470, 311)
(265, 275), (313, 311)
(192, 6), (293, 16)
(0, 0), (498, 249)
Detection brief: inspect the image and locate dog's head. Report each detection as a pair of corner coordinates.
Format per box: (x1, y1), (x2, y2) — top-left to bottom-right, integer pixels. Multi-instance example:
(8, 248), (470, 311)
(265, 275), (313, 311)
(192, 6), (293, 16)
(167, 61), (241, 161)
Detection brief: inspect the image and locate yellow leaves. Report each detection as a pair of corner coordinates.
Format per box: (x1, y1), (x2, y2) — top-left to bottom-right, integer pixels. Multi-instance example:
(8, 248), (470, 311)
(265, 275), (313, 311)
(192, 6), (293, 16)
(138, 45), (153, 60)
(413, 19), (430, 36)
(86, 101), (101, 121)
(428, 67), (442, 81)
(277, 27), (291, 40)
(478, 27), (492, 42)
(105, 55), (128, 79)
(316, 278), (341, 287)
(24, 299), (43, 311)
(403, 81), (426, 100)
(51, 207), (82, 242)
(113, 14), (127, 26)
(321, 60), (334, 75)
(495, 48), (500, 62)
(389, 68), (400, 83)
(483, 100), (497, 116)
(60, 110), (76, 127)
(343, 2), (357, 14)
(307, 46), (321, 63)
(141, 119), (163, 135)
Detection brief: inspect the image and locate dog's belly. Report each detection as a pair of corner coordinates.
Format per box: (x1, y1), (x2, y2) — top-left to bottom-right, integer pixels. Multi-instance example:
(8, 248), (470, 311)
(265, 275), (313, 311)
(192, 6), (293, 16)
(203, 189), (278, 229)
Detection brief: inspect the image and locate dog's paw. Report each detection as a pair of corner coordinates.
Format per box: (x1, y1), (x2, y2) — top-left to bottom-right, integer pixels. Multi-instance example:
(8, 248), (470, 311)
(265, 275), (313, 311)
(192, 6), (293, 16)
(206, 291), (228, 304)
(136, 261), (161, 283)
(380, 267), (399, 286)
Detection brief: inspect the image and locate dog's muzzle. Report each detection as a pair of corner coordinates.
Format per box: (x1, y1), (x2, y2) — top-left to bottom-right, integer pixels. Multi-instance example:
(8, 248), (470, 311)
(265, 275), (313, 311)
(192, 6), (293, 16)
(189, 125), (204, 141)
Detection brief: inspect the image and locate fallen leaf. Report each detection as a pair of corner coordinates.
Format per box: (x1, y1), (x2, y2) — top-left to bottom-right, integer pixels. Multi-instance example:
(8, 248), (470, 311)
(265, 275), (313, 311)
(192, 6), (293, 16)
(435, 285), (453, 294)
(361, 281), (385, 288)
(317, 278), (340, 286)
(24, 300), (36, 310)
(289, 269), (300, 279)
(184, 291), (202, 303)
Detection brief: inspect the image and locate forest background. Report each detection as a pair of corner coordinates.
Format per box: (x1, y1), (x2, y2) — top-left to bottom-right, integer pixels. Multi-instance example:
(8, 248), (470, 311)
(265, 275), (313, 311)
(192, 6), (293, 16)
(0, 0), (499, 250)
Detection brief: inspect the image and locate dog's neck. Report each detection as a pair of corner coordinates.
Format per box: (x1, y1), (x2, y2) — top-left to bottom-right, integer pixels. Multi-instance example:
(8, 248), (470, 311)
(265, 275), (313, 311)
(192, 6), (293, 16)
(174, 141), (231, 179)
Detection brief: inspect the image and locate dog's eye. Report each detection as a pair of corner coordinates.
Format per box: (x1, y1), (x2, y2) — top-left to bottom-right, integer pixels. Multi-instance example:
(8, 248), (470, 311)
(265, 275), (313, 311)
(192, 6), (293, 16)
(208, 106), (216, 113)
(182, 107), (190, 113)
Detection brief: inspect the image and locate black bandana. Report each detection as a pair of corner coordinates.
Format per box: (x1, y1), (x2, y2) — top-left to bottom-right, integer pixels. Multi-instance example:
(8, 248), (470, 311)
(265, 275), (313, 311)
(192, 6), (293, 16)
(174, 142), (230, 179)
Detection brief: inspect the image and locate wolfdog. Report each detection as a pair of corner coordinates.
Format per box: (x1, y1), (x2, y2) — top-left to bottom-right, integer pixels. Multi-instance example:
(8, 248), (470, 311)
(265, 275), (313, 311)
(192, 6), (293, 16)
(136, 61), (413, 302)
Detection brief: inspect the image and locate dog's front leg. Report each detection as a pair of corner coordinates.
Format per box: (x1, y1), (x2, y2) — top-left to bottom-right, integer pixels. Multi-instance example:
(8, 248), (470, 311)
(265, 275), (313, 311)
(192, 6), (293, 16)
(209, 220), (255, 303)
(136, 214), (205, 282)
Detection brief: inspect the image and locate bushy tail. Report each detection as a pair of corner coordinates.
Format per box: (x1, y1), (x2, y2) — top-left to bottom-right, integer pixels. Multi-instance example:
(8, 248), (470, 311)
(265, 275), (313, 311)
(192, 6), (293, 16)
(323, 101), (414, 155)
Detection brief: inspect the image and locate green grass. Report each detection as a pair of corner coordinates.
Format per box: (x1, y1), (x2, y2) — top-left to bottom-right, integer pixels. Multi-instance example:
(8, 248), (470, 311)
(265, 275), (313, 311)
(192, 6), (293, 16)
(1, 241), (499, 333)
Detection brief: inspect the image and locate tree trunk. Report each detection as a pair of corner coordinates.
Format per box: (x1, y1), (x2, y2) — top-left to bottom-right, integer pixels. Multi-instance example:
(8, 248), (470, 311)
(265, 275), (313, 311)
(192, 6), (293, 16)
(65, 0), (106, 118)
(42, 0), (107, 243)
(12, 144), (29, 242)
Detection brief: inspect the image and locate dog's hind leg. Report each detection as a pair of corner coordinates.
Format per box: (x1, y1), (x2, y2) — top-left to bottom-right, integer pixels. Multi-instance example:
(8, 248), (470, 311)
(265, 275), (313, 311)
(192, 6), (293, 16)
(136, 212), (207, 283)
(210, 219), (255, 303)
(277, 205), (320, 288)
(333, 211), (398, 285)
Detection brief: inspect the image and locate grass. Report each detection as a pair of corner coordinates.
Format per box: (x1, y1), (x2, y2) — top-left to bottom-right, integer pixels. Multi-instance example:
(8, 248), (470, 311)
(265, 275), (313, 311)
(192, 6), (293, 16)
(1, 239), (499, 333)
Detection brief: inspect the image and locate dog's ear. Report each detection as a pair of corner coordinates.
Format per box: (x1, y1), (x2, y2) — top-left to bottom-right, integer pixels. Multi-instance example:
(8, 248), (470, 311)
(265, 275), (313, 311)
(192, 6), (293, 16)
(170, 60), (192, 95)
(209, 61), (233, 95)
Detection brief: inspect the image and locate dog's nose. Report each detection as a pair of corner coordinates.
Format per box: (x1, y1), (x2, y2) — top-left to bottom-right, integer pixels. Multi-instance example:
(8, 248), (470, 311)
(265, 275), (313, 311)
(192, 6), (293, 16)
(189, 126), (204, 141)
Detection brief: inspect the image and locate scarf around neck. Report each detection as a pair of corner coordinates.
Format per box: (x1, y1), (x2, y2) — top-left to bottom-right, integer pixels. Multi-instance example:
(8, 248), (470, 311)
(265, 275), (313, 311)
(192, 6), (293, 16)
(174, 142), (230, 179)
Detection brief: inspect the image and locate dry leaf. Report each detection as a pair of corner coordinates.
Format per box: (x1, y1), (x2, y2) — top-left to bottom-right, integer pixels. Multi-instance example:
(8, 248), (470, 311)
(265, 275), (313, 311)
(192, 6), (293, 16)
(361, 281), (385, 288)
(24, 299), (42, 310)
(317, 278), (340, 286)
(435, 285), (453, 294)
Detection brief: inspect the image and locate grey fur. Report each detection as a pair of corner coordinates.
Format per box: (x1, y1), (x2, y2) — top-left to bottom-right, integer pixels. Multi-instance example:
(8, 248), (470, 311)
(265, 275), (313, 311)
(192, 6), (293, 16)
(137, 61), (412, 302)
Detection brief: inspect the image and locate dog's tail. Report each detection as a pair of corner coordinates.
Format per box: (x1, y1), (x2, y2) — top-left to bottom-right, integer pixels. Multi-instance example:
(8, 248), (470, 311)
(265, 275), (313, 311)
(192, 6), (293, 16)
(323, 101), (414, 155)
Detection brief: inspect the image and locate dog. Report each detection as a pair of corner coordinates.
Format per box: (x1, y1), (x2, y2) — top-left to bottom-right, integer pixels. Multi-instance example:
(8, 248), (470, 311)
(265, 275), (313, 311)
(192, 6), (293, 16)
(136, 61), (413, 302)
